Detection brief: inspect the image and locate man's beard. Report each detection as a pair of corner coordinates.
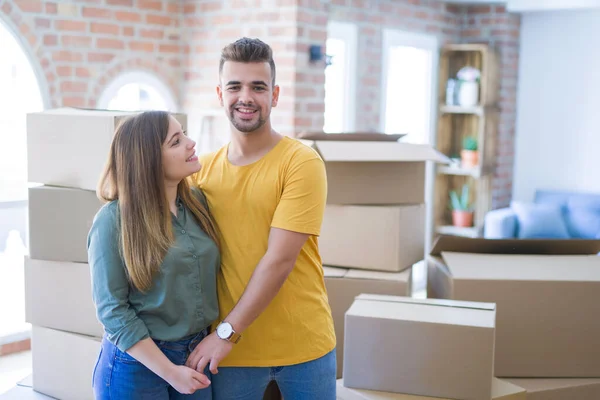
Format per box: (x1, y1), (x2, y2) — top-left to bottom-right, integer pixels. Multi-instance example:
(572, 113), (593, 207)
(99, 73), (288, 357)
(228, 104), (267, 133)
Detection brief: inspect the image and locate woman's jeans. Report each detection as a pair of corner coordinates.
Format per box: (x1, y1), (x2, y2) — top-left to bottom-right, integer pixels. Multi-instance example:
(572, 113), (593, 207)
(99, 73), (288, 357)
(93, 329), (211, 399)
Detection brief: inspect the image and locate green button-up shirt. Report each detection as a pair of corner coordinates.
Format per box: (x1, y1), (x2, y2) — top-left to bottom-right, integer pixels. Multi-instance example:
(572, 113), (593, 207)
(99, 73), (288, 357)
(87, 191), (220, 352)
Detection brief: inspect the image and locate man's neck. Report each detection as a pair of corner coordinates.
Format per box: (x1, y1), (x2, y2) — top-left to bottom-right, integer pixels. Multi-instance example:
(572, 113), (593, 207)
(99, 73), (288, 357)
(228, 125), (282, 166)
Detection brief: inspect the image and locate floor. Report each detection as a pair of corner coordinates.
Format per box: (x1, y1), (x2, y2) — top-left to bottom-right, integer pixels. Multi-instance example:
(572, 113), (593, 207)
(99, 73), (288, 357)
(0, 351), (31, 395)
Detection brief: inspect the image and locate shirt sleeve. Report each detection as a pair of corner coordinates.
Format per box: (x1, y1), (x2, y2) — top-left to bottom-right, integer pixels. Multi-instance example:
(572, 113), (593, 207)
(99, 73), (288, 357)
(271, 157), (327, 236)
(87, 203), (150, 352)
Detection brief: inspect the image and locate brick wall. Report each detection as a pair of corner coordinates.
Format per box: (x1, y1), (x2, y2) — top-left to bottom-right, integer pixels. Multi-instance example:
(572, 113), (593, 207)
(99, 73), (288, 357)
(0, 0), (184, 109)
(457, 4), (521, 208)
(0, 0), (519, 207)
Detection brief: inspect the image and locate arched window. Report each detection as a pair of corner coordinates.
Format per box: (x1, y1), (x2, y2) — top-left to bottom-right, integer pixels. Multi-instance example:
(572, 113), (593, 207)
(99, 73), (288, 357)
(97, 71), (178, 112)
(0, 18), (46, 342)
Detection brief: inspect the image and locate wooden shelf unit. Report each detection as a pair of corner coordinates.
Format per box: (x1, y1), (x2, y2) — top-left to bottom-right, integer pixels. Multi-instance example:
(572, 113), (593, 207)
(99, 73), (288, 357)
(432, 43), (500, 239)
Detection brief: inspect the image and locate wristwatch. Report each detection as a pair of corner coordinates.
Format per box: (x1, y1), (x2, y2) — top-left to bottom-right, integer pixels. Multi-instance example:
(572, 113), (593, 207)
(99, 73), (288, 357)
(216, 321), (241, 344)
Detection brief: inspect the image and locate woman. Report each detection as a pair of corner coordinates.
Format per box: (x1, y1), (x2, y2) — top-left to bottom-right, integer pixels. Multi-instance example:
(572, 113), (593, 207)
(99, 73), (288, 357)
(88, 111), (220, 399)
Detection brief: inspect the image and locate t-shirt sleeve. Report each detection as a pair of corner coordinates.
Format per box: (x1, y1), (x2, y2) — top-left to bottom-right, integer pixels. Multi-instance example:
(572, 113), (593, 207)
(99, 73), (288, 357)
(271, 157), (327, 236)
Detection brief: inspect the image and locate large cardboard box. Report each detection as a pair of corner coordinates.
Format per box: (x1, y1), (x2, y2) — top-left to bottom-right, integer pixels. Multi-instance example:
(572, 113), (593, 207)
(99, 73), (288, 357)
(298, 138), (448, 204)
(336, 378), (526, 400)
(320, 205), (425, 272)
(25, 257), (103, 337)
(324, 266), (412, 378)
(343, 294), (496, 400)
(32, 326), (101, 400)
(28, 185), (103, 263)
(506, 378), (600, 400)
(27, 108), (187, 190)
(428, 235), (600, 377)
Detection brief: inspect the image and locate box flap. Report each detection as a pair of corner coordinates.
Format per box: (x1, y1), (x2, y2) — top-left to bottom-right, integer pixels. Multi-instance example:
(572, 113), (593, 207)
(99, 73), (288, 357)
(323, 266), (348, 278)
(441, 252), (600, 282)
(336, 379), (450, 399)
(348, 294), (495, 328)
(308, 141), (449, 163)
(430, 235), (600, 256)
(337, 379), (524, 400)
(296, 132), (406, 141)
(492, 378), (526, 399)
(345, 268), (411, 282)
(506, 378), (600, 392)
(354, 293), (495, 311)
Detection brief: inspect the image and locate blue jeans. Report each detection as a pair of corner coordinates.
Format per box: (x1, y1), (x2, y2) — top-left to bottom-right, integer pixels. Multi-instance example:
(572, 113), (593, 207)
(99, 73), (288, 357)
(93, 329), (212, 399)
(211, 348), (336, 400)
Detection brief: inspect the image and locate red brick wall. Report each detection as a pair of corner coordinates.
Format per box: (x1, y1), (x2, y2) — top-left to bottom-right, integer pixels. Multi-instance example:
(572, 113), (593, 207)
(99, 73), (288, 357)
(458, 4), (521, 208)
(0, 0), (519, 207)
(1, 0), (184, 109)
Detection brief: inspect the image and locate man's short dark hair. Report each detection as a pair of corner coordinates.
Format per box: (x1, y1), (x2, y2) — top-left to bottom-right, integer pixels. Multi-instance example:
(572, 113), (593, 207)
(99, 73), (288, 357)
(219, 37), (276, 86)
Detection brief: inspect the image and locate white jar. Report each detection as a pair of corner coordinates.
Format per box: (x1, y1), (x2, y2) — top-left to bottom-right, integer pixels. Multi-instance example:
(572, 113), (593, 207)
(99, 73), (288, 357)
(458, 81), (479, 107)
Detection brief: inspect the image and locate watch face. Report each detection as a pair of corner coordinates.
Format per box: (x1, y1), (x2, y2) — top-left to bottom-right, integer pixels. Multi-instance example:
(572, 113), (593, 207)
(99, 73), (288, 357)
(217, 323), (232, 339)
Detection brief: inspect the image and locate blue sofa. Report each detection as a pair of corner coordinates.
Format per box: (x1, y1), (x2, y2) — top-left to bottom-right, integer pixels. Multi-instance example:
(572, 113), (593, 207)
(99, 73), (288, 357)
(484, 190), (600, 239)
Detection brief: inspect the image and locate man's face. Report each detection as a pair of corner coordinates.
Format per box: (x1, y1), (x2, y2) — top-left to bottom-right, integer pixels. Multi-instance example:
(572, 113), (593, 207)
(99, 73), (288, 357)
(217, 61), (279, 134)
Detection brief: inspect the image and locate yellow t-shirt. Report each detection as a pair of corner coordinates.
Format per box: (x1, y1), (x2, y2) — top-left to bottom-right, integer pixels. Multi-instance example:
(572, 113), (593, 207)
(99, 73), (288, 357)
(196, 136), (336, 367)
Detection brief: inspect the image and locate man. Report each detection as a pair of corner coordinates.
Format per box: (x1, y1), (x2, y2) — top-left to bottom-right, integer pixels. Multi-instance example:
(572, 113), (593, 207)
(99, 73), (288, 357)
(186, 37), (337, 399)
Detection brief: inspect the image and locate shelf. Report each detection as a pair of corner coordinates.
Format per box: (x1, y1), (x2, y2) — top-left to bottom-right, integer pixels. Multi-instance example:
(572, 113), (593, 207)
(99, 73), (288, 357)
(440, 105), (483, 115)
(437, 164), (493, 178)
(436, 225), (482, 238)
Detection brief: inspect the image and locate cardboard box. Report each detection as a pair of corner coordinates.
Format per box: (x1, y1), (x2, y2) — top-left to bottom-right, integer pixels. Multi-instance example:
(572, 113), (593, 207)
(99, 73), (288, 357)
(28, 185), (103, 263)
(298, 138), (448, 204)
(320, 205), (425, 272)
(32, 326), (101, 400)
(343, 294), (496, 400)
(506, 378), (600, 400)
(336, 378), (526, 400)
(27, 108), (187, 191)
(428, 235), (600, 377)
(25, 257), (103, 337)
(324, 266), (412, 378)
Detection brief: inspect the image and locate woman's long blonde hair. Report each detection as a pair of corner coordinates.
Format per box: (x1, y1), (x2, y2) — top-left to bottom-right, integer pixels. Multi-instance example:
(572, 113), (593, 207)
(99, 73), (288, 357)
(97, 111), (219, 292)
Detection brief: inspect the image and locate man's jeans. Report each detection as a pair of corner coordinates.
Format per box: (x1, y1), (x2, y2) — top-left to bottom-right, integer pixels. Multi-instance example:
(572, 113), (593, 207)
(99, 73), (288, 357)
(93, 329), (212, 400)
(211, 348), (337, 400)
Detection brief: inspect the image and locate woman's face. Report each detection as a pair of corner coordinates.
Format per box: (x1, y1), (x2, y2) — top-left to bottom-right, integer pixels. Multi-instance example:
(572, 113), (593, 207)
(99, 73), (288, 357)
(162, 115), (200, 184)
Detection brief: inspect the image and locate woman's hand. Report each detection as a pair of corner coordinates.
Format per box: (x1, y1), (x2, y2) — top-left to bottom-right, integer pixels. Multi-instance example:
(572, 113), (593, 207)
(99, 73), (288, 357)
(165, 364), (211, 394)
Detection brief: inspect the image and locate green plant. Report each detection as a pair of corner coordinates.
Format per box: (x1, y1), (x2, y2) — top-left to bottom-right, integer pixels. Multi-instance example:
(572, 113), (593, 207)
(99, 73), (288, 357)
(463, 136), (478, 151)
(449, 184), (472, 211)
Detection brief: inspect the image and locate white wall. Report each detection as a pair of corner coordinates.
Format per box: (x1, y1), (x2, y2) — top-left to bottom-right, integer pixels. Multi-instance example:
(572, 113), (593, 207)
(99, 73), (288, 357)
(513, 9), (600, 202)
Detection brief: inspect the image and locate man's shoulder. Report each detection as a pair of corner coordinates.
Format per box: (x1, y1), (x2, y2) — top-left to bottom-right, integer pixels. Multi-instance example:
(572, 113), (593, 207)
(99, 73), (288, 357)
(280, 136), (323, 165)
(199, 145), (229, 171)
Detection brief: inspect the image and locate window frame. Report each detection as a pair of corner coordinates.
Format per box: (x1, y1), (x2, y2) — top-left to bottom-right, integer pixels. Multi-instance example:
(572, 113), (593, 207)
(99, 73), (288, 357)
(97, 71), (179, 112)
(380, 29), (439, 144)
(325, 21), (358, 133)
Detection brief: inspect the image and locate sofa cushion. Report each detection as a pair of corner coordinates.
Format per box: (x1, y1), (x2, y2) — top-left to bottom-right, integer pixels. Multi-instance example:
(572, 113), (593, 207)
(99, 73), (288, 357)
(511, 201), (570, 239)
(566, 197), (600, 239)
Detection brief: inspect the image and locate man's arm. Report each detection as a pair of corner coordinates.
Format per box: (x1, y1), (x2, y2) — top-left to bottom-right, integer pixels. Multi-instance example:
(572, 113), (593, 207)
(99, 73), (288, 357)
(184, 227), (308, 374)
(224, 227), (308, 333)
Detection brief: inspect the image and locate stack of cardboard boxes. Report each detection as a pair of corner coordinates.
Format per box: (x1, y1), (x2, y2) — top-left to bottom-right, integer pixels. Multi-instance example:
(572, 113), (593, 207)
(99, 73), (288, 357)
(428, 235), (600, 399)
(23, 108), (186, 400)
(298, 134), (448, 379)
(335, 235), (600, 400)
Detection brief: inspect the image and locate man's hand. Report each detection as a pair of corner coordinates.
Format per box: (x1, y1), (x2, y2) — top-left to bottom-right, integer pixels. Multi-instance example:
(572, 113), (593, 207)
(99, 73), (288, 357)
(185, 332), (234, 374)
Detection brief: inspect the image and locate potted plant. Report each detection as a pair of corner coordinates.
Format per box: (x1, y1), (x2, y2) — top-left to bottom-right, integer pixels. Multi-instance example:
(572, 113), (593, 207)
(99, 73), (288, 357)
(449, 184), (474, 227)
(461, 136), (479, 168)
